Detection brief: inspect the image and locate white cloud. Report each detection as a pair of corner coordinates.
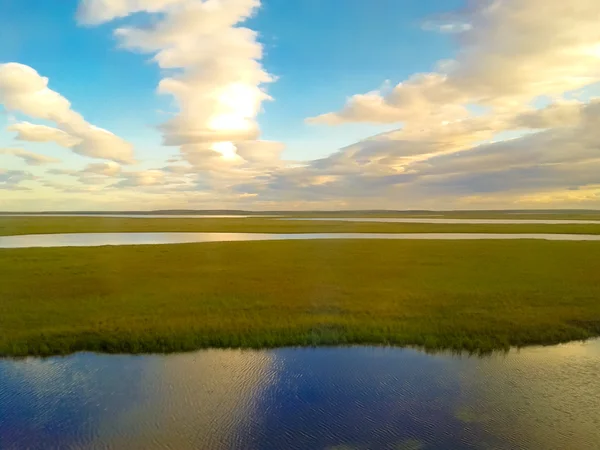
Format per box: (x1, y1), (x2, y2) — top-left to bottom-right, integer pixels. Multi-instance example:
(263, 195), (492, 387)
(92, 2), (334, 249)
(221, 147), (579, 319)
(77, 0), (185, 25)
(162, 163), (195, 174)
(7, 122), (80, 148)
(309, 0), (600, 127)
(0, 148), (61, 165)
(0, 63), (135, 164)
(251, 97), (600, 209)
(82, 161), (122, 176)
(114, 169), (166, 187)
(79, 0), (277, 171)
(8, 0), (600, 210)
(234, 140), (284, 164)
(422, 20), (472, 34)
(46, 168), (78, 176)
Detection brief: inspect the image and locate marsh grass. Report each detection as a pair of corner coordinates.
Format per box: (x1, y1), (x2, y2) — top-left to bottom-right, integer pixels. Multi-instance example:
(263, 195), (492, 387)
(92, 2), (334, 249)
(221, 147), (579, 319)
(2, 216), (600, 237)
(2, 239), (600, 356)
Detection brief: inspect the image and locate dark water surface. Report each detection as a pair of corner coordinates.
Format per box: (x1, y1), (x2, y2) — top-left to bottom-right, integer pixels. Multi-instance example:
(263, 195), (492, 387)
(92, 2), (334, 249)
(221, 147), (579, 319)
(1, 341), (599, 450)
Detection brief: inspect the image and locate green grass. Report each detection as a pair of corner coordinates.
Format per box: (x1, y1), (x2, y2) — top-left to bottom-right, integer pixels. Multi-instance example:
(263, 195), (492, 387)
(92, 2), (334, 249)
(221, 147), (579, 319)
(2, 239), (600, 357)
(2, 216), (600, 236)
(5, 209), (600, 220)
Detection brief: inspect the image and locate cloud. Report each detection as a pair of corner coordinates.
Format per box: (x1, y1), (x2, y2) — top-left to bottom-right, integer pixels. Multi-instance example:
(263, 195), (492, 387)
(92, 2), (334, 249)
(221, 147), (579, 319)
(0, 148), (61, 165)
(79, 0), (277, 171)
(9, 0), (600, 210)
(234, 140), (285, 164)
(309, 0), (600, 126)
(162, 164), (195, 175)
(46, 168), (78, 176)
(7, 122), (79, 147)
(422, 20), (472, 34)
(0, 169), (34, 190)
(82, 161), (122, 176)
(511, 100), (587, 129)
(114, 169), (166, 187)
(252, 97), (600, 209)
(76, 0), (185, 25)
(0, 63), (135, 164)
(263, 0), (600, 209)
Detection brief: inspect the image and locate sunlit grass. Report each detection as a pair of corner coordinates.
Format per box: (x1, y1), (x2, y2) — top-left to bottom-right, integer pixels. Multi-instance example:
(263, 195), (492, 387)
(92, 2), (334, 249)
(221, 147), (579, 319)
(2, 239), (600, 356)
(2, 216), (600, 236)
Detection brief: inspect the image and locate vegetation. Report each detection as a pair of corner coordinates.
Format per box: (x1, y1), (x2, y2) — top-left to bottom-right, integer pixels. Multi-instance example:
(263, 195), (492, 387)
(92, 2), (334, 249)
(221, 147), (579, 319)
(2, 239), (600, 357)
(2, 215), (600, 237)
(4, 209), (600, 220)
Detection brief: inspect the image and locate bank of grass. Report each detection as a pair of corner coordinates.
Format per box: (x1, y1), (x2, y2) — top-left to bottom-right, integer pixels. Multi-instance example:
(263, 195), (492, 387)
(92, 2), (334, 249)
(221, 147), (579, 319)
(2, 239), (600, 357)
(2, 216), (600, 237)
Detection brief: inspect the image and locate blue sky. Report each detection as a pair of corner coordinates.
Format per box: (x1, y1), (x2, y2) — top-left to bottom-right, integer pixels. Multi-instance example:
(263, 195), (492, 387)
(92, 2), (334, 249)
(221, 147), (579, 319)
(1, 0), (600, 210)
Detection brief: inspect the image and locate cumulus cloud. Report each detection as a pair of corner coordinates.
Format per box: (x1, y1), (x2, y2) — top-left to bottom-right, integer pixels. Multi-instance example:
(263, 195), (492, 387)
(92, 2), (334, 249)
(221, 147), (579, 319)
(253, 97), (600, 209)
(9, 0), (600, 210)
(0, 63), (135, 164)
(0, 148), (61, 165)
(269, 0), (600, 208)
(79, 0), (277, 171)
(309, 0), (600, 126)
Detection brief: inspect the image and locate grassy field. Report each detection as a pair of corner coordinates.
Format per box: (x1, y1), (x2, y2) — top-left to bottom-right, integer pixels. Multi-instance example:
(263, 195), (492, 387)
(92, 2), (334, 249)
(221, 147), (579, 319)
(4, 209), (600, 220)
(3, 216), (600, 237)
(2, 239), (600, 357)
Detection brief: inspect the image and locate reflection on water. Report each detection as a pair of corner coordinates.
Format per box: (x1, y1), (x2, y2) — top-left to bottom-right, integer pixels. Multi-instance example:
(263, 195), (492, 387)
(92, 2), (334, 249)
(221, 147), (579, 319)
(0, 214), (277, 219)
(281, 217), (600, 224)
(1, 341), (600, 450)
(3, 214), (599, 224)
(3, 232), (600, 248)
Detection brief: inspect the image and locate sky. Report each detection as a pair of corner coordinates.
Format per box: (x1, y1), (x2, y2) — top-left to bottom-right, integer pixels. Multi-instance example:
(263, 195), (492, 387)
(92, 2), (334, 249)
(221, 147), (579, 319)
(1, 0), (600, 211)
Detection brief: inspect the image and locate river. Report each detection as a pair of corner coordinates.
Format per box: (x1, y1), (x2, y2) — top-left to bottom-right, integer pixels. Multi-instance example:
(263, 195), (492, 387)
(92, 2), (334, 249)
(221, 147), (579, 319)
(1, 340), (599, 449)
(2, 232), (600, 248)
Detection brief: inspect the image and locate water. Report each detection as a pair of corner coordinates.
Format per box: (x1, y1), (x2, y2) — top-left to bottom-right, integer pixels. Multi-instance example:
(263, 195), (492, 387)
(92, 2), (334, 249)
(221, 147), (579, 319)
(2, 232), (600, 249)
(0, 214), (276, 219)
(1, 340), (599, 449)
(3, 214), (599, 223)
(281, 217), (600, 224)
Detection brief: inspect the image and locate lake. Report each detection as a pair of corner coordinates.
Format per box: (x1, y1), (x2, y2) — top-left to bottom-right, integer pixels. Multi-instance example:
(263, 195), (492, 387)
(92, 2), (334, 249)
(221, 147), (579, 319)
(3, 214), (600, 224)
(1, 340), (599, 449)
(280, 217), (600, 224)
(2, 232), (600, 248)
(0, 214), (276, 219)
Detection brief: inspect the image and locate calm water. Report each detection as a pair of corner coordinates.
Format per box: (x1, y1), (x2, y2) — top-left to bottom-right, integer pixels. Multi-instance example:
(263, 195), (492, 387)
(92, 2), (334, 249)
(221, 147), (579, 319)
(2, 232), (600, 249)
(1, 341), (599, 449)
(281, 217), (600, 224)
(3, 214), (599, 224)
(0, 214), (276, 219)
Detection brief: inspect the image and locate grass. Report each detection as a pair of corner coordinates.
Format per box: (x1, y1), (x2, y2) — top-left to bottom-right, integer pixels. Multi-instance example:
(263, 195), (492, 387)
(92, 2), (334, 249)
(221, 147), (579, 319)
(5, 209), (600, 220)
(2, 216), (600, 236)
(2, 239), (600, 357)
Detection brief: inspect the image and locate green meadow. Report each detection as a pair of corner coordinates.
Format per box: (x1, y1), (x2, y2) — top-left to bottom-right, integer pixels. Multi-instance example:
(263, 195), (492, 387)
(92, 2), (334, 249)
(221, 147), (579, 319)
(2, 215), (600, 236)
(2, 239), (600, 357)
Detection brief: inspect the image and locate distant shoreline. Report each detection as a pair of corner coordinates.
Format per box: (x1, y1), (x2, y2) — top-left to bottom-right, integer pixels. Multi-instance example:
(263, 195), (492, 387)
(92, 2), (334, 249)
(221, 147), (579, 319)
(2, 209), (600, 216)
